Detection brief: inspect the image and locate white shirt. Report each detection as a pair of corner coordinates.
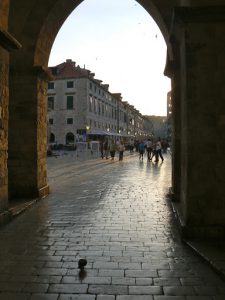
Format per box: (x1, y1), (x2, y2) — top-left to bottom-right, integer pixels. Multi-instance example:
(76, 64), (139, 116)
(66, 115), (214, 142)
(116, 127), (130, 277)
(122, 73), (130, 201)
(146, 140), (152, 148)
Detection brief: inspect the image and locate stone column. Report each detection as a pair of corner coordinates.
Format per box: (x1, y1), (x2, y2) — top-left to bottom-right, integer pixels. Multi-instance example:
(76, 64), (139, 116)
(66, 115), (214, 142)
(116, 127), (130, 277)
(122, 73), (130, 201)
(8, 66), (49, 199)
(172, 6), (225, 238)
(0, 47), (9, 212)
(0, 0), (21, 214)
(164, 38), (182, 204)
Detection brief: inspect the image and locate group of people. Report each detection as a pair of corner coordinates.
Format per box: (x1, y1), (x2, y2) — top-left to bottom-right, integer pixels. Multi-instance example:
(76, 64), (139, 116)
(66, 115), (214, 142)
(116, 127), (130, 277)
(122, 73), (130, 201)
(99, 139), (125, 161)
(137, 137), (165, 162)
(99, 137), (167, 163)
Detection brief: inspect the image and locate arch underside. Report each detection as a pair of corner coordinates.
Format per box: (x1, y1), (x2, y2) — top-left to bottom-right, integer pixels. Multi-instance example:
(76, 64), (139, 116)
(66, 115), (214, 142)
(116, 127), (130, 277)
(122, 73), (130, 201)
(4, 0), (225, 239)
(8, 0), (174, 67)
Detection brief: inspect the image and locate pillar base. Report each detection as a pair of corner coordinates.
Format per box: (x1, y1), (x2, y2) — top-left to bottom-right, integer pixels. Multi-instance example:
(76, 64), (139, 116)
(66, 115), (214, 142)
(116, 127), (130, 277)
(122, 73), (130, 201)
(171, 201), (225, 240)
(0, 185), (50, 229)
(39, 184), (50, 198)
(0, 210), (12, 227)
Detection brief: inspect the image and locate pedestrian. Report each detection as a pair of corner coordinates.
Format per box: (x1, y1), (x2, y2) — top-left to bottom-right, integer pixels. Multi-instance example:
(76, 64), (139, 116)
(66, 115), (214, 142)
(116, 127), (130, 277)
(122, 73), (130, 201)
(134, 140), (139, 152)
(151, 141), (157, 161)
(155, 137), (164, 162)
(118, 141), (125, 161)
(129, 138), (134, 153)
(103, 139), (109, 159)
(99, 139), (104, 159)
(138, 141), (145, 160)
(109, 140), (116, 160)
(145, 138), (153, 161)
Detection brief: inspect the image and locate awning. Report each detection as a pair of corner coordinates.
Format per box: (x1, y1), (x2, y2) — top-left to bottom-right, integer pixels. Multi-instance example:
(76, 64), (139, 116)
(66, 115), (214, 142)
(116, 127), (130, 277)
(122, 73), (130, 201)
(87, 129), (109, 135)
(87, 129), (122, 136)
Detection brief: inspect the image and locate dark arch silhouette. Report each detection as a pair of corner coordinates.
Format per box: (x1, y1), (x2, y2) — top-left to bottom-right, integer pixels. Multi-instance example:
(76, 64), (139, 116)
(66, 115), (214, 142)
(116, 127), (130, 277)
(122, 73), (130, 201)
(50, 132), (55, 143)
(65, 132), (75, 144)
(8, 0), (172, 69)
(5, 0), (225, 239)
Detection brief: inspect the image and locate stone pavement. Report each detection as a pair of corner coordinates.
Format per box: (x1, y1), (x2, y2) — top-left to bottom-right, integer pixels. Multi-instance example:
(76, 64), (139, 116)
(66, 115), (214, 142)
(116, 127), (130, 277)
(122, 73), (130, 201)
(0, 152), (225, 300)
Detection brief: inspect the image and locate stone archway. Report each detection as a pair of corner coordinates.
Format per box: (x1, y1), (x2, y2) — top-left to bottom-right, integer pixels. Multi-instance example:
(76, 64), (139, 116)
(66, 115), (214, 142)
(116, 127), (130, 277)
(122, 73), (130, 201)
(6, 0), (173, 200)
(1, 0), (225, 238)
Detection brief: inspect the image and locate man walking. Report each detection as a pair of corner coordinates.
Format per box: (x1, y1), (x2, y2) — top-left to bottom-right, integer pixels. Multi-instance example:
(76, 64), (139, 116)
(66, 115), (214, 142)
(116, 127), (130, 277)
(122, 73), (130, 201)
(155, 137), (164, 162)
(145, 138), (153, 161)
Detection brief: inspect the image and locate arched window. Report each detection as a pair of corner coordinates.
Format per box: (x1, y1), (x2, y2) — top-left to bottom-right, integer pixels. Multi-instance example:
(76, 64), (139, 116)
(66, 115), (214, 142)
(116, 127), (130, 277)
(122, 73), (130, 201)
(65, 132), (74, 144)
(50, 133), (55, 143)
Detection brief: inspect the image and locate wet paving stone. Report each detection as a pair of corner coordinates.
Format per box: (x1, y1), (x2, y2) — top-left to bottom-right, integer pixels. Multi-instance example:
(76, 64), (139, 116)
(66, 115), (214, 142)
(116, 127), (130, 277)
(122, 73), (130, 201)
(0, 154), (224, 298)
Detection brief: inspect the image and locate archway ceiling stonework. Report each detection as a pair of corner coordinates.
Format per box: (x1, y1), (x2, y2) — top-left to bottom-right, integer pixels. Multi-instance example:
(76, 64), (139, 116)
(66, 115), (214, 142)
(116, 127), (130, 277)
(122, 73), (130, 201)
(8, 0), (178, 68)
(8, 0), (225, 69)
(7, 0), (225, 70)
(3, 0), (225, 238)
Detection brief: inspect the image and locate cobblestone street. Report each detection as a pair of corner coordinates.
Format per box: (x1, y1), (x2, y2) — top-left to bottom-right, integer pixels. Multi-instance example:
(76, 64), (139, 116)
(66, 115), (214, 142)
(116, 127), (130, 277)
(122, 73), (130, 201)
(0, 152), (224, 300)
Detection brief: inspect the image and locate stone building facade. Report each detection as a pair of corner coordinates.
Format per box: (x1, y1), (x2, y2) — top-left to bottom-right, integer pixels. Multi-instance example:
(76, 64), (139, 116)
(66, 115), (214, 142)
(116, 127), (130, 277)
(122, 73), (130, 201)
(47, 59), (149, 144)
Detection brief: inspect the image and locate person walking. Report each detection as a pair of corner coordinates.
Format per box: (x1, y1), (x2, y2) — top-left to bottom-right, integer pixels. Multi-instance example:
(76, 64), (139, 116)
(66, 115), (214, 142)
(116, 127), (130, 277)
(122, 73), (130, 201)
(109, 140), (116, 160)
(145, 138), (153, 161)
(155, 137), (164, 162)
(103, 139), (109, 159)
(138, 141), (145, 160)
(118, 141), (125, 161)
(129, 138), (134, 153)
(99, 139), (104, 159)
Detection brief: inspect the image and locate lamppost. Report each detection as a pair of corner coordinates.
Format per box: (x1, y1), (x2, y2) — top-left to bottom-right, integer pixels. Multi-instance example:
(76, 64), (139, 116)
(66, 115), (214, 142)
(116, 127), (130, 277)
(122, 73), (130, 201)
(85, 125), (90, 143)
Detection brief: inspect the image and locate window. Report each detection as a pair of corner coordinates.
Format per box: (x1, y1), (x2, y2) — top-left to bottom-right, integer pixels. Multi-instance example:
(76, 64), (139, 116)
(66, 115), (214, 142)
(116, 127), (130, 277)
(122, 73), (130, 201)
(93, 98), (96, 113)
(67, 81), (74, 88)
(89, 82), (92, 90)
(67, 96), (73, 109)
(48, 82), (54, 89)
(49, 118), (53, 124)
(67, 118), (73, 124)
(95, 98), (98, 113)
(89, 95), (93, 112)
(48, 97), (54, 110)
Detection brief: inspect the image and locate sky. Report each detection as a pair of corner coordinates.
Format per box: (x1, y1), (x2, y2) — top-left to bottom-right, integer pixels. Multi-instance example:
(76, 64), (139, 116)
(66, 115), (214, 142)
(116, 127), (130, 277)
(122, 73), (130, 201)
(48, 0), (171, 116)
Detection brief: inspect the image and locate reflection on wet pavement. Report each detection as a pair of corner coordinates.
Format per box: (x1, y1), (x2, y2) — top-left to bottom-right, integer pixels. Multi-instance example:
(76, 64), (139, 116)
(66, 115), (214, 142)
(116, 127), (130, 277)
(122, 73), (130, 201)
(0, 153), (224, 299)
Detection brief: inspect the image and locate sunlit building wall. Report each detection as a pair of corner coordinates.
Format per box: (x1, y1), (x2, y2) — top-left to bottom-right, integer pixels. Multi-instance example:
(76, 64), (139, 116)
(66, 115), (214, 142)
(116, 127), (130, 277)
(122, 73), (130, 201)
(47, 59), (149, 144)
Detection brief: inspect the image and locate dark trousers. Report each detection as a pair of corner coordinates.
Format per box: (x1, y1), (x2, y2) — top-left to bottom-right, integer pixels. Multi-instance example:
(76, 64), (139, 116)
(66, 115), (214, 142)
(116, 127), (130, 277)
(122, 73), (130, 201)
(119, 151), (124, 160)
(147, 148), (152, 160)
(156, 149), (164, 161)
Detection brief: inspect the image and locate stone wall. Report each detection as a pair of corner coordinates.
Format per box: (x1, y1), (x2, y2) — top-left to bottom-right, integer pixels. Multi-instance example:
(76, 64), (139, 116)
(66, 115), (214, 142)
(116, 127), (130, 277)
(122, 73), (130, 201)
(171, 6), (225, 238)
(0, 0), (10, 212)
(0, 53), (9, 212)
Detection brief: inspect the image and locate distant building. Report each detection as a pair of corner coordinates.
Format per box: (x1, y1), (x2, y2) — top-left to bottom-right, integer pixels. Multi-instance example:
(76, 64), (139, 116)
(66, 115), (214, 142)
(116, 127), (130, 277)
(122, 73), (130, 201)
(47, 59), (152, 145)
(144, 115), (167, 139)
